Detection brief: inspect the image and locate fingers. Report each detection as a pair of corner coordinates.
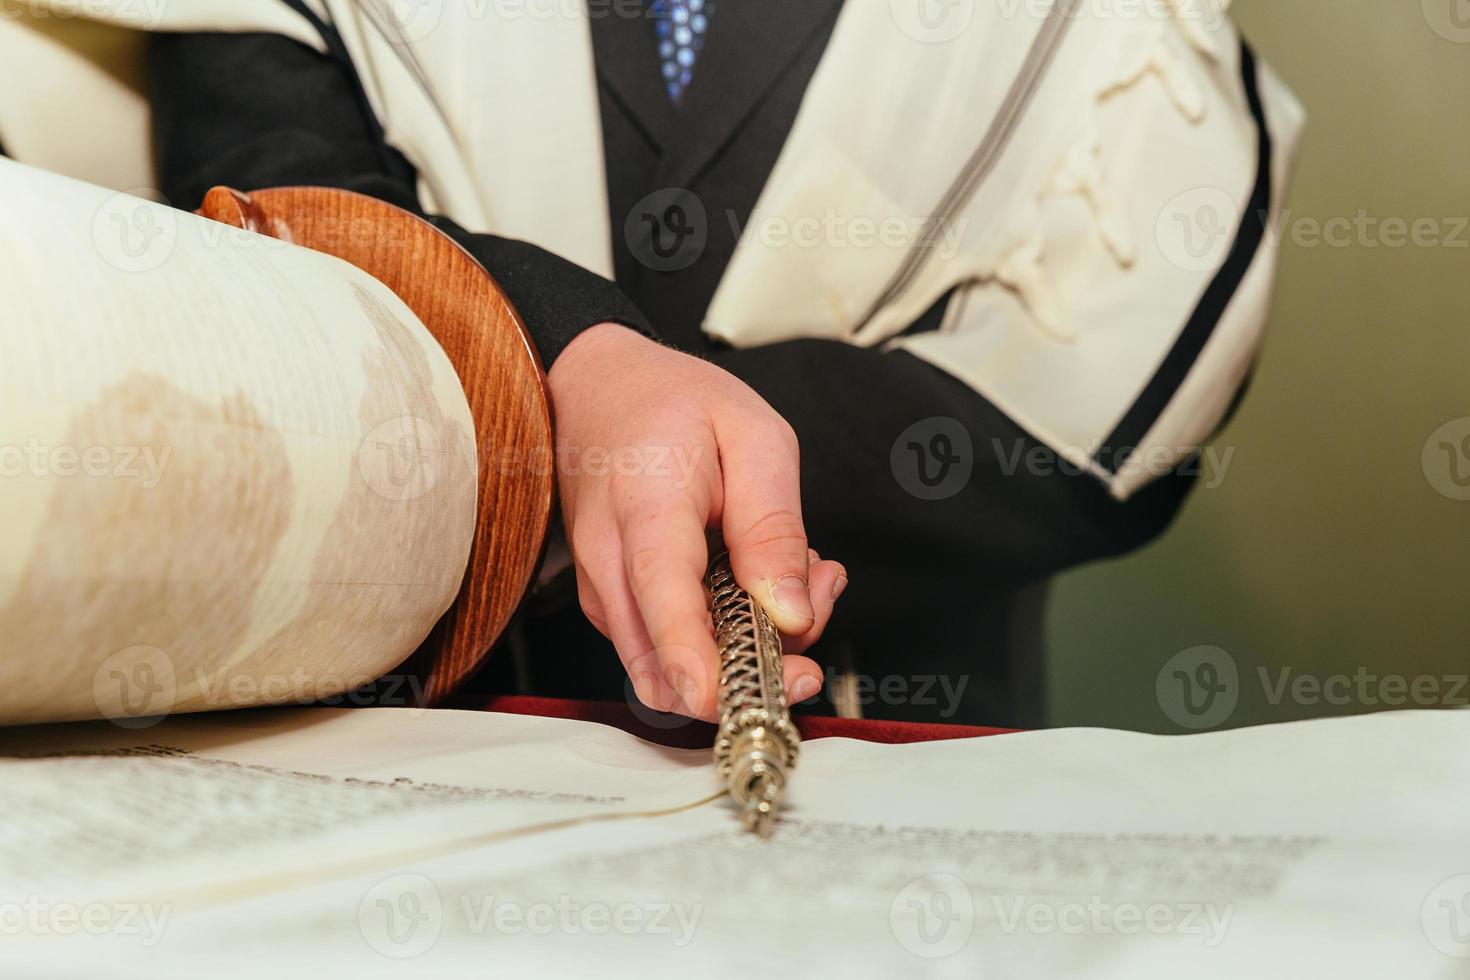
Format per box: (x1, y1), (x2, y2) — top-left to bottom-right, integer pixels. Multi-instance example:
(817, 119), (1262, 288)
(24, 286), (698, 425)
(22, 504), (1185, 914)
(579, 541), (840, 720)
(715, 415), (815, 636)
(573, 546), (682, 714)
(782, 554), (846, 656)
(617, 495), (723, 720)
(782, 654), (824, 707)
(573, 566), (611, 637)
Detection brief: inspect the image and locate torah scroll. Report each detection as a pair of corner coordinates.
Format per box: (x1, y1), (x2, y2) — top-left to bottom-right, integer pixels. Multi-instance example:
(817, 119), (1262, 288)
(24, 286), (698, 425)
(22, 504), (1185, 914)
(0, 159), (480, 725)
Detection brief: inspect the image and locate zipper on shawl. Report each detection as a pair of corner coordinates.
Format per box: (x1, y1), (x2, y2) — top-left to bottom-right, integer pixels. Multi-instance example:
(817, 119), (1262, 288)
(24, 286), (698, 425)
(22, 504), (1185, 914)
(356, 0), (454, 128)
(855, 0), (1082, 332)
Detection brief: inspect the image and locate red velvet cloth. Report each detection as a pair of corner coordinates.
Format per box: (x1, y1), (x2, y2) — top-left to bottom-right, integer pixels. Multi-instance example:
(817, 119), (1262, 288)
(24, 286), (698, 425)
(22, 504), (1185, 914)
(452, 695), (1016, 749)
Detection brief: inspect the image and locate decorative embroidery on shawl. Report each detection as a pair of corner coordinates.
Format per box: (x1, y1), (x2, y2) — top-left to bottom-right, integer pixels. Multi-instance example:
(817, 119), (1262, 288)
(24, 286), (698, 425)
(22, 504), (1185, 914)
(976, 5), (1229, 345)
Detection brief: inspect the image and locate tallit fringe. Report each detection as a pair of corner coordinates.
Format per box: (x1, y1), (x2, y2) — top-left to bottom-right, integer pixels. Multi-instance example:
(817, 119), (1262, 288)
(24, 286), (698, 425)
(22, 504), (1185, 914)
(971, 10), (1224, 345)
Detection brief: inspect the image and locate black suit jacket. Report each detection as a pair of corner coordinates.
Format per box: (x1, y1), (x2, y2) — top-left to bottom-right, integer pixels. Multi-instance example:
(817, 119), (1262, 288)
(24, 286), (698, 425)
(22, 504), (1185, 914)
(148, 1), (1197, 726)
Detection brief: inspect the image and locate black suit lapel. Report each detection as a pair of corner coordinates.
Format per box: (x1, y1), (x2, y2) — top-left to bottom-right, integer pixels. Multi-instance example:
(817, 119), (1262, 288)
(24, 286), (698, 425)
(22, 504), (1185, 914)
(589, 4), (677, 152)
(659, 0), (846, 187)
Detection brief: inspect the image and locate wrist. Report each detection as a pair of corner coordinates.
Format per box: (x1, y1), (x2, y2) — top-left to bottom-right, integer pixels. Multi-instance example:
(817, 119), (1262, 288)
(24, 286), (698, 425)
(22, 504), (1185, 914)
(550, 322), (647, 387)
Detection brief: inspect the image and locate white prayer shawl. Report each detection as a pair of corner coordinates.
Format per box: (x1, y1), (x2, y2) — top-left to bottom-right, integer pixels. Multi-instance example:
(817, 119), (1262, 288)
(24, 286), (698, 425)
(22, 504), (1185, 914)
(0, 0), (1304, 500)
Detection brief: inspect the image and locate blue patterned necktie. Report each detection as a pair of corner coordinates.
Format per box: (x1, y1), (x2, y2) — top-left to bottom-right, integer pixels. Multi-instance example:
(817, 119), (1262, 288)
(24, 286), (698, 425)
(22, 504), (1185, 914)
(652, 0), (714, 105)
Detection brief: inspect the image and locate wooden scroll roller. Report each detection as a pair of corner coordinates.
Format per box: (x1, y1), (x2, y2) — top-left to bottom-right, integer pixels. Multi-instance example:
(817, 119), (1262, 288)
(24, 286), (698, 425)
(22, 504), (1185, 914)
(197, 186), (554, 706)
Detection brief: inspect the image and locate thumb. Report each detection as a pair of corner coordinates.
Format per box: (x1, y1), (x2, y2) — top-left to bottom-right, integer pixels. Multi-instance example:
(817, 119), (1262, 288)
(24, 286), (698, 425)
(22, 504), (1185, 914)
(718, 421), (814, 636)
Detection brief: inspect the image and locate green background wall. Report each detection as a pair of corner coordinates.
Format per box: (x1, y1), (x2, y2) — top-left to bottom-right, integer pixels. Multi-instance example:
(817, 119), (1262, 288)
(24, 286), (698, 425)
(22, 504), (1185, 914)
(1047, 0), (1470, 731)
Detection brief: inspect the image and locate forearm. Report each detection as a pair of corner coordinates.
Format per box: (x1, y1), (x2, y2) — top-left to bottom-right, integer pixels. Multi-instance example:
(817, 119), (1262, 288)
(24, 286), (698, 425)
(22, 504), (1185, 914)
(147, 31), (652, 366)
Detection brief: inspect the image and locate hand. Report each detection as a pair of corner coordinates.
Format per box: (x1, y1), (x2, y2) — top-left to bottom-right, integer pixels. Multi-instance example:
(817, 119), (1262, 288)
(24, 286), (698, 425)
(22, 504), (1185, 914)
(548, 323), (847, 720)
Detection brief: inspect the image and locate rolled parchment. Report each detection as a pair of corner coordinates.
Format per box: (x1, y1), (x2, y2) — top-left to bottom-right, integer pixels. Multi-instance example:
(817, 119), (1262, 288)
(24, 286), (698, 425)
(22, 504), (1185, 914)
(0, 159), (478, 725)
